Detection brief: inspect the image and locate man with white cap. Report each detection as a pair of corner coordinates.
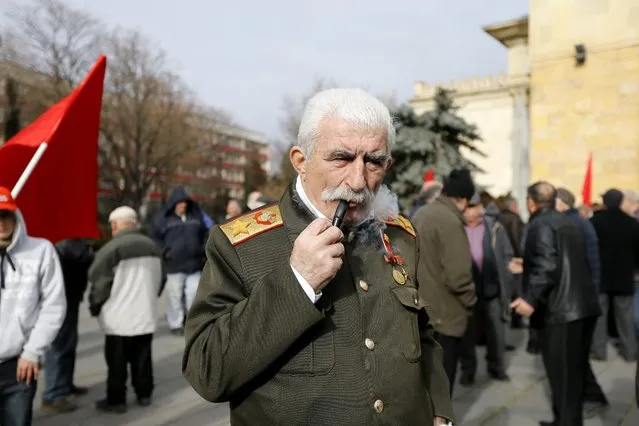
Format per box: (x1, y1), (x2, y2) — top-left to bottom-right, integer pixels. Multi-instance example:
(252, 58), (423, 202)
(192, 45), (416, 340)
(88, 206), (166, 413)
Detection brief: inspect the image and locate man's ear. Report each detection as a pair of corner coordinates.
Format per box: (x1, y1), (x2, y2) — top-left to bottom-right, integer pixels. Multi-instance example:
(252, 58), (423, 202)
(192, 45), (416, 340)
(385, 156), (393, 172)
(290, 146), (307, 176)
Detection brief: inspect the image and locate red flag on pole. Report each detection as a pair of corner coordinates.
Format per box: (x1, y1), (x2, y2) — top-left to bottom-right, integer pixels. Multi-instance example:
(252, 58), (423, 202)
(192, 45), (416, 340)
(581, 152), (593, 207)
(0, 55), (106, 243)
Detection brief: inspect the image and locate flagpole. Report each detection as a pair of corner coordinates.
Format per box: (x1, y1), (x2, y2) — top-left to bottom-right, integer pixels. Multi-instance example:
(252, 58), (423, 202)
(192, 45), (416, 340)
(11, 142), (48, 199)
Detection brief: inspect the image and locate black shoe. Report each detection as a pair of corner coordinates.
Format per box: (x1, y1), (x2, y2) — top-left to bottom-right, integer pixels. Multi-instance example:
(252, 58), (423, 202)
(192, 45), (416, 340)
(488, 370), (511, 381)
(95, 399), (127, 414)
(71, 385), (89, 395)
(539, 421), (555, 426)
(41, 398), (78, 414)
(137, 397), (151, 407)
(506, 344), (516, 352)
(459, 374), (475, 387)
(170, 328), (184, 336)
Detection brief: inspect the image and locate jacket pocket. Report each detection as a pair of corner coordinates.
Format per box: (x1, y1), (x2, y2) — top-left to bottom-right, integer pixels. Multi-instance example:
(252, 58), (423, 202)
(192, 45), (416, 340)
(278, 319), (335, 376)
(392, 286), (425, 362)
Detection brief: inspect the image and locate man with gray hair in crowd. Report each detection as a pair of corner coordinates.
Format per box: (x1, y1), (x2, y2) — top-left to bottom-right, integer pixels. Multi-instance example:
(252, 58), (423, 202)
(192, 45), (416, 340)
(183, 88), (454, 425)
(89, 206), (166, 414)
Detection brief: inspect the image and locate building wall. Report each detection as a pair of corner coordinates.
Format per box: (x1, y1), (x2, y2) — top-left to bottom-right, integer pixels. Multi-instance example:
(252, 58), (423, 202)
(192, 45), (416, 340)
(411, 79), (515, 196)
(529, 0), (639, 197)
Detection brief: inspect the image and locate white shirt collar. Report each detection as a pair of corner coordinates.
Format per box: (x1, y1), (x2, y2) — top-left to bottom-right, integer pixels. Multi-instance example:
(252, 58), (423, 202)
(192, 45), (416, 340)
(295, 176), (326, 219)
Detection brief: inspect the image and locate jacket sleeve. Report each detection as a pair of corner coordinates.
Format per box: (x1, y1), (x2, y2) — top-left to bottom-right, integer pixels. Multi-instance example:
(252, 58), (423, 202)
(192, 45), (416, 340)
(523, 223), (558, 308)
(150, 215), (165, 250)
(182, 227), (325, 403)
(87, 246), (119, 317)
(21, 242), (67, 364)
(418, 309), (454, 422)
(415, 234), (454, 422)
(158, 255), (167, 297)
(438, 223), (476, 309)
(582, 220), (601, 292)
(496, 223), (515, 297)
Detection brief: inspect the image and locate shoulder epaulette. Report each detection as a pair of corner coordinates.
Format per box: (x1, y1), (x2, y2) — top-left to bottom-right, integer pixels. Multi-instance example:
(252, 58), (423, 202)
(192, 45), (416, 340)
(384, 215), (416, 238)
(219, 204), (284, 246)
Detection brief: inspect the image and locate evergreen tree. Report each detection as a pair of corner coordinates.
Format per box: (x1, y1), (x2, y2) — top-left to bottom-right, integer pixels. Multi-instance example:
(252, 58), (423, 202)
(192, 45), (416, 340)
(3, 77), (21, 142)
(385, 88), (484, 213)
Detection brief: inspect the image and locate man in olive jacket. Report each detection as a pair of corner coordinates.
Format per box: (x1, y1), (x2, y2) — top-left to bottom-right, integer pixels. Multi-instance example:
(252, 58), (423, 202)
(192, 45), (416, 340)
(412, 168), (477, 394)
(183, 88), (454, 425)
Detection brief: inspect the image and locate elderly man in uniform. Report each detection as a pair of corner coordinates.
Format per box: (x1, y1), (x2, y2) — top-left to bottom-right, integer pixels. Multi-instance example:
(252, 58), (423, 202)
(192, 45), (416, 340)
(183, 88), (454, 425)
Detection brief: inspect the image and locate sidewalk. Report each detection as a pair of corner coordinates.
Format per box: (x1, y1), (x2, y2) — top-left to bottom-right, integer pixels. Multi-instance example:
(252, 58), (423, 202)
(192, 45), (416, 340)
(33, 307), (638, 425)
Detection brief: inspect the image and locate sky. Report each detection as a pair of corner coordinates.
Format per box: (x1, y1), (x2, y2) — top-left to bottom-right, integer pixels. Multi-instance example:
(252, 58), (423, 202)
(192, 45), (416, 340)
(1, 0), (528, 143)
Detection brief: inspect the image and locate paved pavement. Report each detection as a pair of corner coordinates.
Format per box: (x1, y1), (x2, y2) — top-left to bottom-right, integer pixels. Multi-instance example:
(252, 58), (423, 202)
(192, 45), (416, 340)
(32, 305), (639, 425)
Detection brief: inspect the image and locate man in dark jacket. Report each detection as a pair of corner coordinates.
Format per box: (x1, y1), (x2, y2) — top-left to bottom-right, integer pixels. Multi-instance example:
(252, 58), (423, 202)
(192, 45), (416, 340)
(556, 188), (608, 417)
(41, 238), (94, 413)
(497, 196), (527, 329)
(590, 188), (639, 361)
(412, 168), (477, 394)
(152, 187), (209, 335)
(511, 182), (601, 426)
(459, 197), (514, 385)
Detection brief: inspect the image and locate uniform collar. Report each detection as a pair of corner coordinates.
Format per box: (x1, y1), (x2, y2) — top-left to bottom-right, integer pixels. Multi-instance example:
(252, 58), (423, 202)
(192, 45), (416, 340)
(295, 176), (325, 219)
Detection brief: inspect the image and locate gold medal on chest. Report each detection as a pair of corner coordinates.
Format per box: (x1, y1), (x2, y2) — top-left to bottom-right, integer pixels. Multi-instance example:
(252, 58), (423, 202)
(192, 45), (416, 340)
(381, 230), (409, 285)
(392, 268), (406, 285)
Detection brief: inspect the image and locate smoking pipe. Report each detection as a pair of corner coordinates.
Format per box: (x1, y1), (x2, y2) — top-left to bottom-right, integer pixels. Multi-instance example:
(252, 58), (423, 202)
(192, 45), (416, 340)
(331, 200), (349, 229)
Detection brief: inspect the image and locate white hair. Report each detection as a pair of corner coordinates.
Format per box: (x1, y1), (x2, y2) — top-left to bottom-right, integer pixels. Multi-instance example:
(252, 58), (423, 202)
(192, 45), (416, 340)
(297, 88), (395, 157)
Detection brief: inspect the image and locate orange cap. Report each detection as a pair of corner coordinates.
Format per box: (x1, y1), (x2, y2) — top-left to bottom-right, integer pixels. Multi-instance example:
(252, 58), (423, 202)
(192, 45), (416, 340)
(0, 187), (17, 211)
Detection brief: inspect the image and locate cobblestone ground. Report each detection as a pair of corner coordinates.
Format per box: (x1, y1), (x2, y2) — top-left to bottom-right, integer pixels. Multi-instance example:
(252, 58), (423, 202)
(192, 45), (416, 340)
(32, 305), (639, 426)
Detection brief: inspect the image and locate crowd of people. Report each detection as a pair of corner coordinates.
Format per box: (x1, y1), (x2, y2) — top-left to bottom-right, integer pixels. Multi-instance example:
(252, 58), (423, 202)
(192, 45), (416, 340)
(0, 87), (638, 426)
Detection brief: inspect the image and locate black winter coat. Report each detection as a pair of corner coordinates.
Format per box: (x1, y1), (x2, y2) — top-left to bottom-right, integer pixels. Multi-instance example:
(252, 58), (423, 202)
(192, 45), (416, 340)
(523, 208), (601, 328)
(590, 208), (639, 295)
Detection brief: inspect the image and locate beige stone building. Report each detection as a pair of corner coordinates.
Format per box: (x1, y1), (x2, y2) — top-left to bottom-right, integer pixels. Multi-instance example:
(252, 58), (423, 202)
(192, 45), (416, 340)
(410, 0), (639, 211)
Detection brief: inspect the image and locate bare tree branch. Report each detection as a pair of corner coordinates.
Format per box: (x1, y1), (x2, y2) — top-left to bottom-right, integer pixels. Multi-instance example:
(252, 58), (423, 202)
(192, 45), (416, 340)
(2, 0), (104, 100)
(98, 28), (200, 211)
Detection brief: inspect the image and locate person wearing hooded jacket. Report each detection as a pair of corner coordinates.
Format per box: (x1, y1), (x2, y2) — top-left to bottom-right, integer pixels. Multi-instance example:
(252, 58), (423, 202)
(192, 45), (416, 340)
(151, 187), (209, 335)
(0, 186), (66, 425)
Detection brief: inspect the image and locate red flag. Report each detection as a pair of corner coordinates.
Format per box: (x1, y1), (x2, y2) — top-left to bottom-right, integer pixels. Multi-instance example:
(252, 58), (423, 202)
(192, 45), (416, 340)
(0, 55), (106, 243)
(581, 152), (593, 207)
(424, 168), (435, 183)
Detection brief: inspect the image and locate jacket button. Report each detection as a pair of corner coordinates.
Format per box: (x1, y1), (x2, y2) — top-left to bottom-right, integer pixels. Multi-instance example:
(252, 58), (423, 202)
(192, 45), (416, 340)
(359, 280), (369, 292)
(347, 231), (355, 242)
(365, 338), (375, 350)
(373, 399), (384, 413)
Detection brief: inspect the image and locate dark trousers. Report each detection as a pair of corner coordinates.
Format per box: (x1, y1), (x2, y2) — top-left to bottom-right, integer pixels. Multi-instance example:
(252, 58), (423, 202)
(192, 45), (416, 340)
(105, 334), (153, 405)
(539, 317), (596, 426)
(434, 332), (462, 396)
(43, 298), (80, 402)
(592, 294), (636, 360)
(0, 358), (37, 426)
(460, 298), (507, 376)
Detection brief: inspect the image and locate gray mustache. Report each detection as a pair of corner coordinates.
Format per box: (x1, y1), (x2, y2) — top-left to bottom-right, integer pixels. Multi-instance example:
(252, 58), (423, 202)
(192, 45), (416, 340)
(321, 187), (374, 205)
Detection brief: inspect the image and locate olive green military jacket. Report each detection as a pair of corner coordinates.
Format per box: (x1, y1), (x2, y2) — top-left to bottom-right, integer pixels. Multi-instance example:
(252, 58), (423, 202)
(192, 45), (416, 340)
(182, 185), (454, 425)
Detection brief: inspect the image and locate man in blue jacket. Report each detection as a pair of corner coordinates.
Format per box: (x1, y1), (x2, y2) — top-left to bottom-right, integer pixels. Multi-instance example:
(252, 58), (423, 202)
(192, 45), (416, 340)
(556, 187), (608, 418)
(152, 187), (209, 335)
